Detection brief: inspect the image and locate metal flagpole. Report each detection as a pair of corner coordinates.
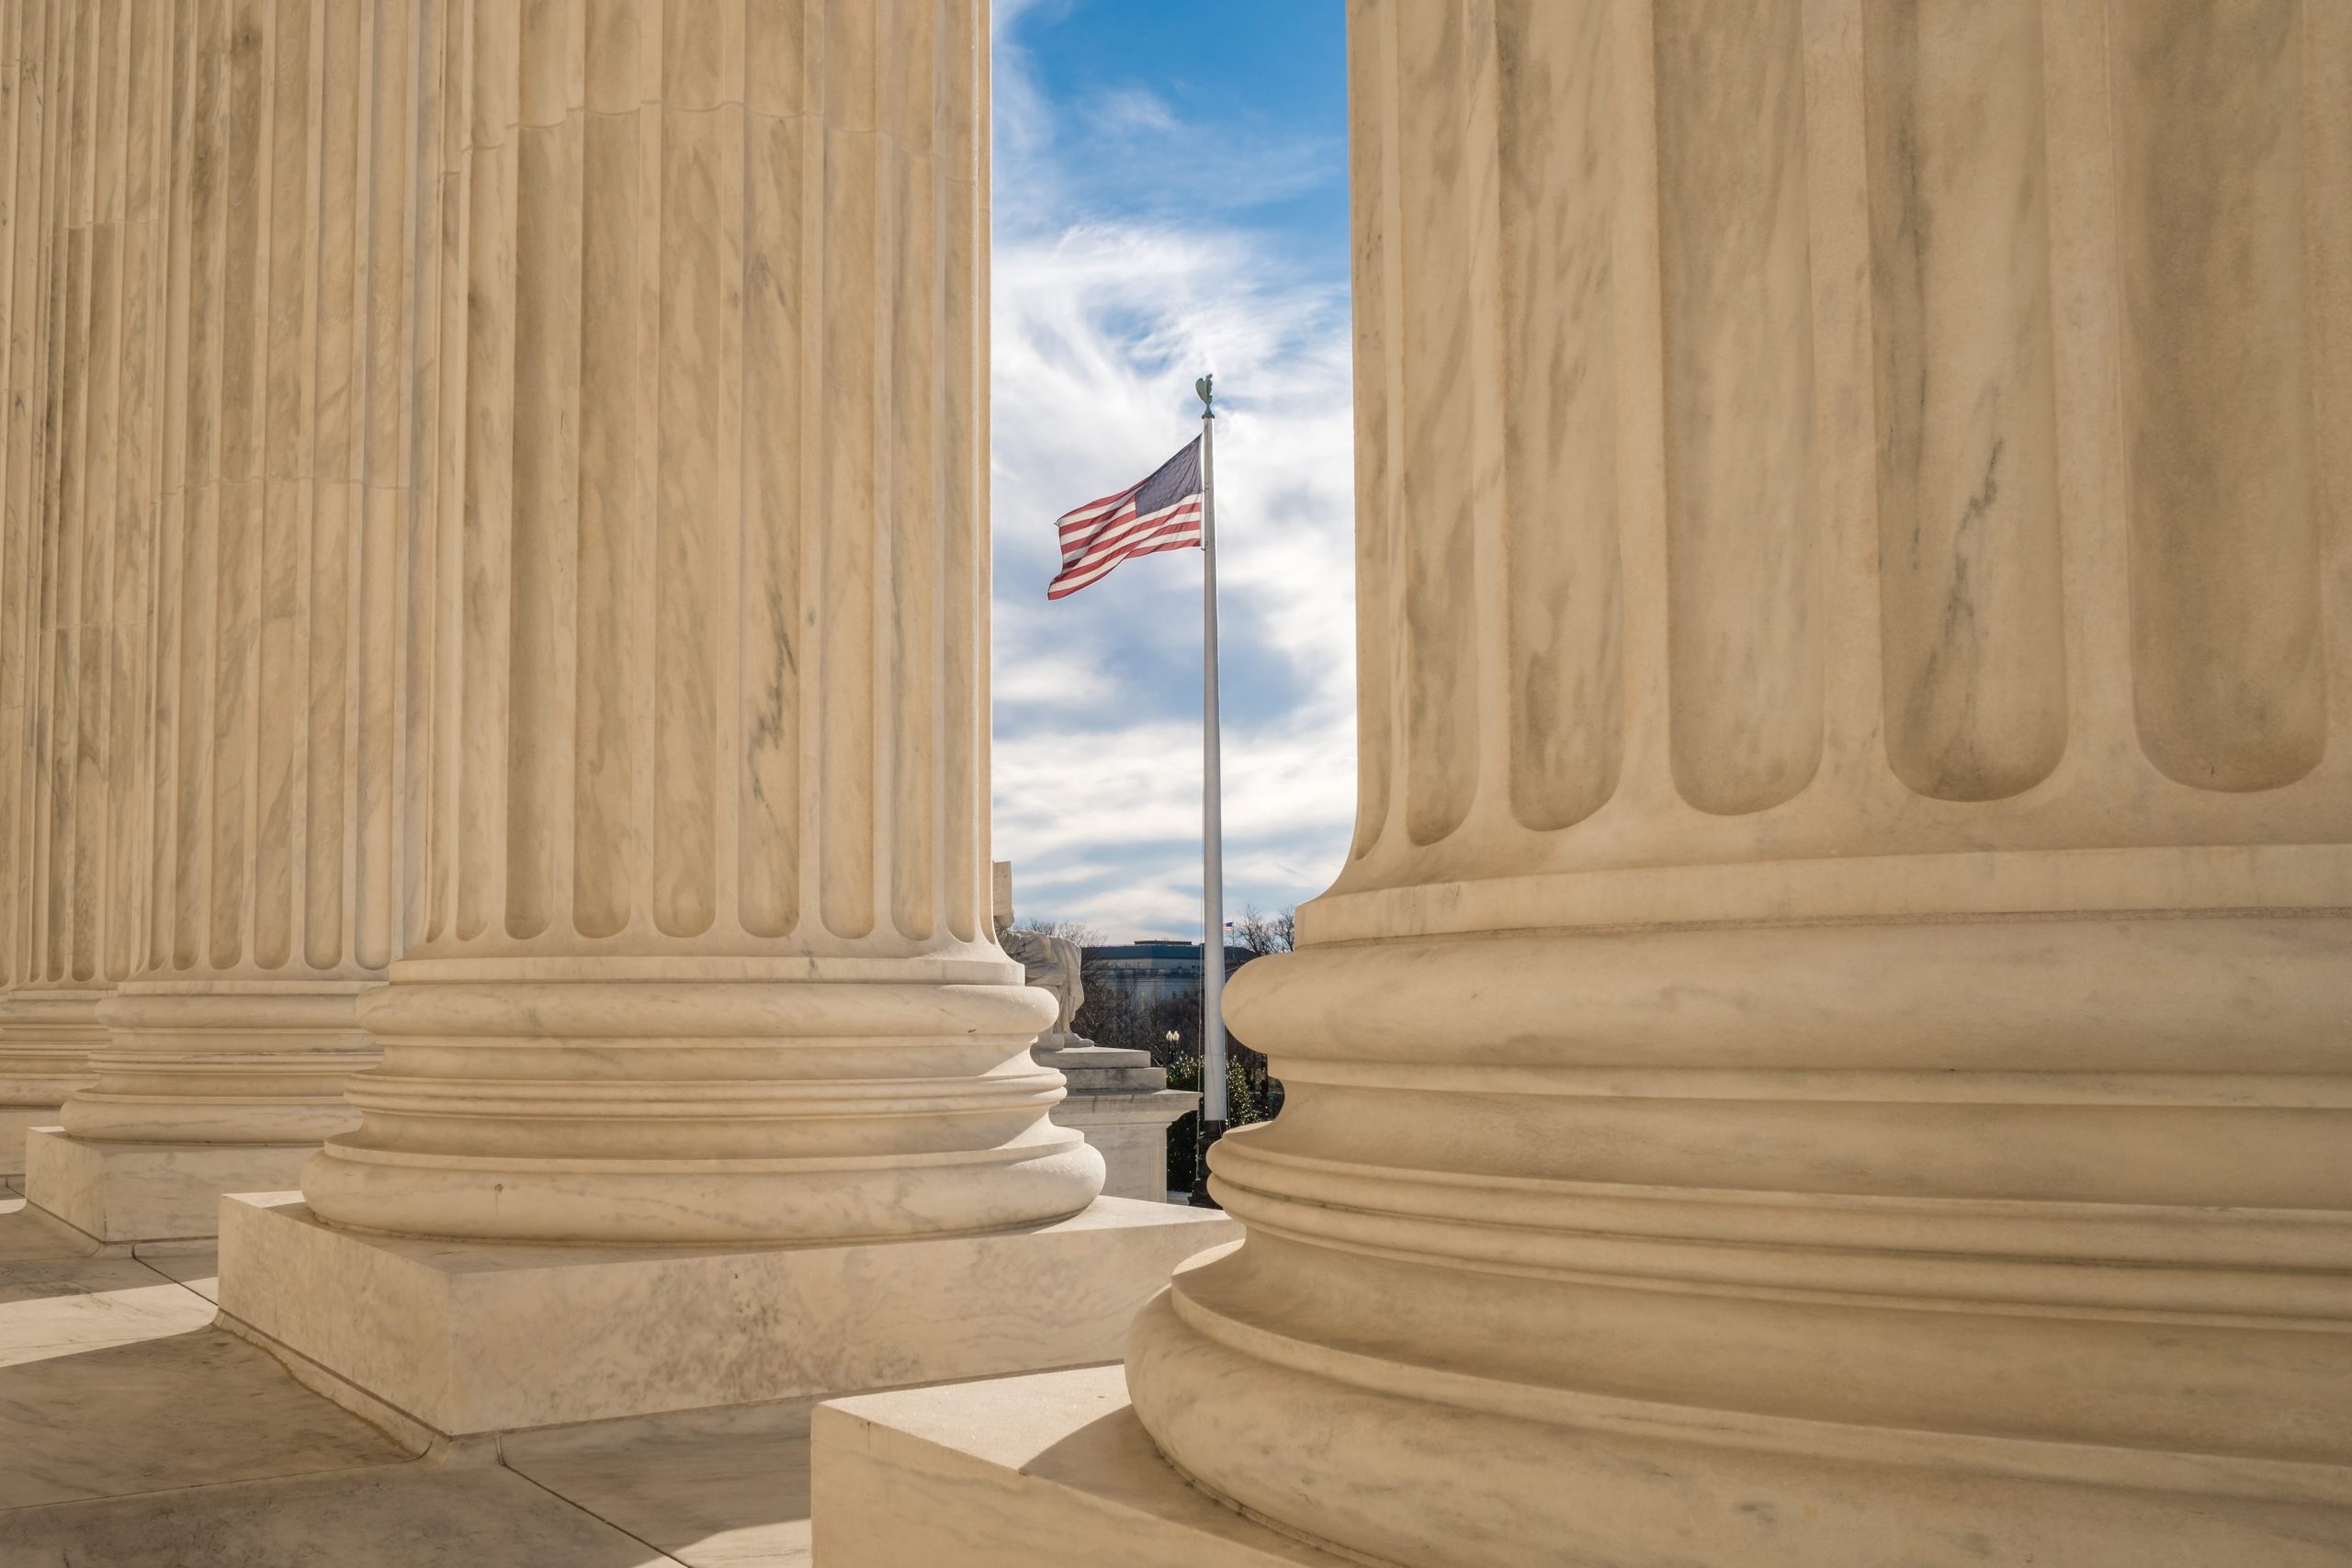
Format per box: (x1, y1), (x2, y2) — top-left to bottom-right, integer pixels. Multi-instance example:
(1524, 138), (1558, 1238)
(1192, 375), (1227, 1208)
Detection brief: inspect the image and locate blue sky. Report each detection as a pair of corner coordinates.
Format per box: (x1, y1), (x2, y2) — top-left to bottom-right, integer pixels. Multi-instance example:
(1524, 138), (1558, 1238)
(989, 1), (1355, 940)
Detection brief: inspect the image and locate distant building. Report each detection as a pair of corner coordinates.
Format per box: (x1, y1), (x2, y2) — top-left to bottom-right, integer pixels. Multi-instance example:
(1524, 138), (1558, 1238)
(1082, 940), (1259, 1009)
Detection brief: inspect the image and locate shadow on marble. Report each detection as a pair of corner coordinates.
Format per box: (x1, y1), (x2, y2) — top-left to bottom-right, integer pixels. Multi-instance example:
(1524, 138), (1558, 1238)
(137, 1244), (220, 1302)
(0, 1256), (213, 1372)
(812, 1366), (1354, 1568)
(502, 1402), (818, 1568)
(0, 1199), (99, 1262)
(0, 1454), (685, 1567)
(0, 1325), (413, 1507)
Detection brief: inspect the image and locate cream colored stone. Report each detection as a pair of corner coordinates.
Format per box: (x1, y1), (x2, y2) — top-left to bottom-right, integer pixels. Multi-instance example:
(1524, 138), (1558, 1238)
(0, 1323), (405, 1511)
(826, 3), (2352, 1565)
(21, 1127), (315, 1247)
(0, 1199), (96, 1265)
(0, 1255), (212, 1379)
(0, 1001), (103, 1178)
(12, 0), (421, 1245)
(300, 0), (1096, 1251)
(0, 0), (165, 1179)
(499, 1401), (824, 1568)
(74, 985), (375, 1145)
(812, 1363), (1351, 1568)
(0, 1107), (56, 1181)
(220, 1192), (1236, 1437)
(0, 1462), (683, 1568)
(817, 1353), (2352, 1568)
(1035, 1044), (1197, 1202)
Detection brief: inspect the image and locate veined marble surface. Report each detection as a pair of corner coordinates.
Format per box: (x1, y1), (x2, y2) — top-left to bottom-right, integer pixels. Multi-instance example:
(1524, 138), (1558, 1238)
(0, 1192), (935, 1567)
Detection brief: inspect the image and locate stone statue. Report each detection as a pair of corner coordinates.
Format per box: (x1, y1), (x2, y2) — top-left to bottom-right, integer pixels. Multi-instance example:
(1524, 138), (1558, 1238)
(998, 927), (1088, 1047)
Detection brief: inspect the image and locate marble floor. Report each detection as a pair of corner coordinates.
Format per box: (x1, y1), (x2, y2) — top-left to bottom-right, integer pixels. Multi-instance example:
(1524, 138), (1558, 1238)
(0, 1195), (828, 1567)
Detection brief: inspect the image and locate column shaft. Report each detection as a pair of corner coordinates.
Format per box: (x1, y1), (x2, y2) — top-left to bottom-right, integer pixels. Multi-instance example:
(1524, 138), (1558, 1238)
(0, 0), (163, 1142)
(62, 0), (424, 1155)
(0, 0), (51, 1021)
(303, 0), (1094, 1244)
(1126, 3), (2352, 1565)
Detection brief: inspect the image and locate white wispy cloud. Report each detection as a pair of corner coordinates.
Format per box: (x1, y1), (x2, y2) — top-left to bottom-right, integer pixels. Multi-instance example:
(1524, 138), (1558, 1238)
(989, 14), (1357, 937)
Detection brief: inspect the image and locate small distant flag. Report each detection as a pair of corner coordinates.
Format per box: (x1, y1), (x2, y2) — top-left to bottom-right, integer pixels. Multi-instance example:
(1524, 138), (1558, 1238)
(1046, 437), (1204, 600)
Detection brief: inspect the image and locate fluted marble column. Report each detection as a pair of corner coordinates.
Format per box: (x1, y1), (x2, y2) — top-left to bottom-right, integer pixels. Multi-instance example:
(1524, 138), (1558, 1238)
(0, 0), (57, 1168)
(303, 0), (1098, 1244)
(0, 0), (164, 1172)
(46, 0), (422, 1197)
(1125, 3), (2352, 1564)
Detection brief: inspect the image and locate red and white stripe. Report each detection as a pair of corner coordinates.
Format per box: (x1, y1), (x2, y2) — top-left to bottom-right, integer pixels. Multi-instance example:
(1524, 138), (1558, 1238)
(1046, 488), (1203, 600)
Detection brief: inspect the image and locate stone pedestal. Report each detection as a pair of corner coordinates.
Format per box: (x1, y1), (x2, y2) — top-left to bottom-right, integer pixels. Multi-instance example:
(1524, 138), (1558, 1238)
(24, 1127), (315, 1246)
(1035, 1043), (1196, 1202)
(820, 2), (2352, 1564)
(220, 1192), (1237, 1437)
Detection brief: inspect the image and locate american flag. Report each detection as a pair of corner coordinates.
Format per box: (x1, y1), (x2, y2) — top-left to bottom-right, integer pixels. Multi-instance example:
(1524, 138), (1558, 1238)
(1046, 436), (1204, 600)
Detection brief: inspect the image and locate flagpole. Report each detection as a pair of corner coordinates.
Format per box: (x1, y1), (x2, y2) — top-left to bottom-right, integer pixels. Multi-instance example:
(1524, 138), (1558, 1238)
(1192, 375), (1227, 1208)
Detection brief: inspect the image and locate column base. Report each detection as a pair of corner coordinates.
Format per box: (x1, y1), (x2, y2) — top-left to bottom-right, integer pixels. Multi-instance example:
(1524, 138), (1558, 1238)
(813, 1355), (2352, 1568)
(0, 1105), (63, 1178)
(1040, 1047), (1197, 1202)
(217, 1192), (1238, 1437)
(21, 1126), (320, 1244)
(811, 1362), (1359, 1568)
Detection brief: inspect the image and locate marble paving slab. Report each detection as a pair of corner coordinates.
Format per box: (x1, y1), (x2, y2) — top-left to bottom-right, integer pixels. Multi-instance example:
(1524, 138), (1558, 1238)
(0, 1320), (413, 1508)
(0, 1226), (985, 1565)
(0, 1456), (690, 1567)
(0, 1198), (99, 1262)
(0, 1257), (213, 1371)
(137, 1245), (220, 1302)
(503, 1403), (819, 1568)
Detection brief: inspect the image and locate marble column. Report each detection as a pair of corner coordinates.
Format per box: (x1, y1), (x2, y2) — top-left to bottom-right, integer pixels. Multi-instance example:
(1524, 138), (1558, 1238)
(0, 0), (163, 1179)
(22, 0), (424, 1244)
(0, 0), (56, 1178)
(300, 0), (1101, 1244)
(1113, 2), (2352, 1565)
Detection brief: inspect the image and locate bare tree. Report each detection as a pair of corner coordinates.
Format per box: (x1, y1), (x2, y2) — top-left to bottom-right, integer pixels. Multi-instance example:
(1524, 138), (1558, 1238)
(1012, 915), (1107, 948)
(1233, 904), (1295, 956)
